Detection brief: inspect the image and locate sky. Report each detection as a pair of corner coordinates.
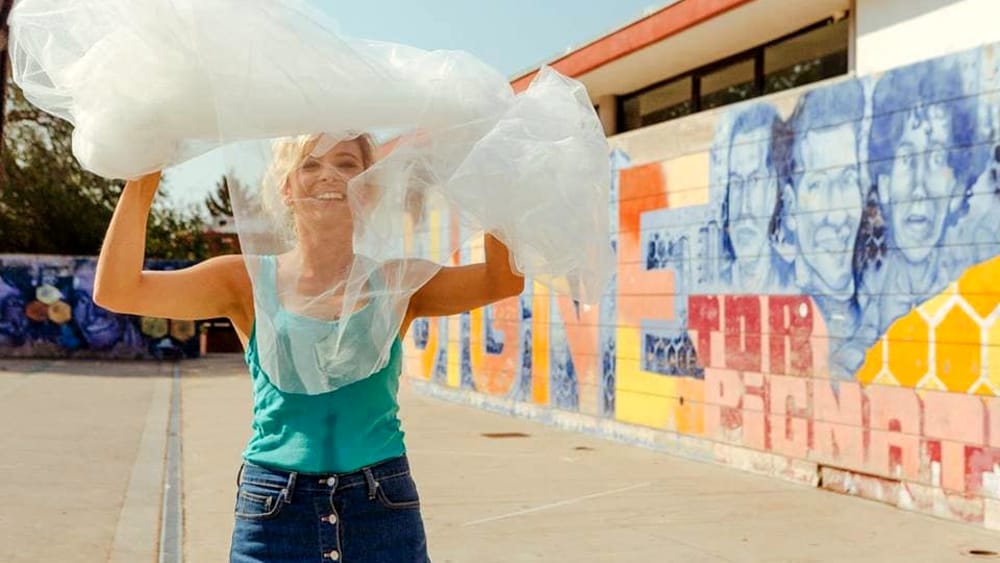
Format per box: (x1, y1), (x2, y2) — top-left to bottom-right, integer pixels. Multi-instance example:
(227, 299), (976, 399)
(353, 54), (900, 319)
(310, 0), (669, 78)
(165, 0), (675, 212)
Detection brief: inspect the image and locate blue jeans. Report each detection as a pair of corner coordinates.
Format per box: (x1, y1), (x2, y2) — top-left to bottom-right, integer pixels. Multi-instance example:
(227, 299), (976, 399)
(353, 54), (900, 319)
(230, 456), (431, 562)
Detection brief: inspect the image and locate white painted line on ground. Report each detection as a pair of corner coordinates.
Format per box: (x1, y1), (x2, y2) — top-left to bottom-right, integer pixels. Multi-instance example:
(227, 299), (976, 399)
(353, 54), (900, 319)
(461, 482), (652, 527)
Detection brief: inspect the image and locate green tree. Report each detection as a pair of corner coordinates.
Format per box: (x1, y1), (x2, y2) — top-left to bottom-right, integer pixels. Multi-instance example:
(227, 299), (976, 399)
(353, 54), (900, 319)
(1, 84), (210, 260)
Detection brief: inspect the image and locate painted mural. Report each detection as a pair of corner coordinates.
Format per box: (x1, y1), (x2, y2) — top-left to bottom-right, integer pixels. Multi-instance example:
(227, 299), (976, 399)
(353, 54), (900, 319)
(0, 255), (201, 359)
(403, 41), (1000, 530)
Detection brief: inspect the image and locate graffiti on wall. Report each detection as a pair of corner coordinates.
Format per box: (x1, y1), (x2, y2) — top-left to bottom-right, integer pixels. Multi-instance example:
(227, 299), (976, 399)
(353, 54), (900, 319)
(0, 255), (201, 359)
(403, 43), (1000, 525)
(639, 54), (997, 381)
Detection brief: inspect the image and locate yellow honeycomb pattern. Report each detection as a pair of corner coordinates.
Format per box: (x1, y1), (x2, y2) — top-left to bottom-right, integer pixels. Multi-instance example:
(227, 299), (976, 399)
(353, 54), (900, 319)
(857, 255), (1000, 395)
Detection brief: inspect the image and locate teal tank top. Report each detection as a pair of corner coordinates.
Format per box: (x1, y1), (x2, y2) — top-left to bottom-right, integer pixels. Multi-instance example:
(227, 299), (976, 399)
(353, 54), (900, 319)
(242, 255), (406, 474)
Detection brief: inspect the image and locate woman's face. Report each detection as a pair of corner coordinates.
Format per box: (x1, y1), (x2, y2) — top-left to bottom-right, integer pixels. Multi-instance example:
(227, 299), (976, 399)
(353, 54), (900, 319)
(284, 137), (369, 229)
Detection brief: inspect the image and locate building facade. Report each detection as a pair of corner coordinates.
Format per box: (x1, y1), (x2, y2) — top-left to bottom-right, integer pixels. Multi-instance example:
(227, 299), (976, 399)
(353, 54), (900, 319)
(403, 0), (1000, 529)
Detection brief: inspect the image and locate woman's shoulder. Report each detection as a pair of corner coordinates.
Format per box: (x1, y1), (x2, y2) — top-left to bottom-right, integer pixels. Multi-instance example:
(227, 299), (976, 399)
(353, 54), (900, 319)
(195, 256), (260, 319)
(201, 254), (251, 278)
(192, 254), (255, 335)
(220, 253), (284, 277)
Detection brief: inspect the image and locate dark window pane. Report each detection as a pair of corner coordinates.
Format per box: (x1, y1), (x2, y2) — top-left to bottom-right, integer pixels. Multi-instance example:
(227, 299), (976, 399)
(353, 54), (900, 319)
(620, 76), (692, 131)
(699, 57), (755, 110)
(763, 19), (849, 94)
(642, 99), (693, 126)
(621, 96), (640, 131)
(639, 77), (693, 125)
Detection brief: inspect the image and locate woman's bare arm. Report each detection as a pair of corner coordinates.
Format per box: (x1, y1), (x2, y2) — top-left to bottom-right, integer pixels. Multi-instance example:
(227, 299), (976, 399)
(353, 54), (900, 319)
(93, 172), (254, 336)
(401, 233), (524, 334)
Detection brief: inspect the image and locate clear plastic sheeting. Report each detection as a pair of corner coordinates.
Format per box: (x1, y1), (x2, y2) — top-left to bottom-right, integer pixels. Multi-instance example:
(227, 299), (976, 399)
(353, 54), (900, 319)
(9, 0), (614, 394)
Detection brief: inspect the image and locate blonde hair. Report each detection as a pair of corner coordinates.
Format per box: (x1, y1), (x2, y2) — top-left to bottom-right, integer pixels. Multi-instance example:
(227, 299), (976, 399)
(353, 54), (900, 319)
(260, 132), (377, 240)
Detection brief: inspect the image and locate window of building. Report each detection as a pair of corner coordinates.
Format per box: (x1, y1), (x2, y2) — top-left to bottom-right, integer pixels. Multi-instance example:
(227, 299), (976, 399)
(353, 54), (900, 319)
(699, 56), (756, 110)
(620, 76), (693, 130)
(617, 16), (849, 133)
(763, 18), (849, 94)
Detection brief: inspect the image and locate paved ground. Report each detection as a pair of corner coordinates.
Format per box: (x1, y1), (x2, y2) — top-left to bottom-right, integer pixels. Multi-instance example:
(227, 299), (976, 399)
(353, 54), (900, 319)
(2, 356), (1000, 562)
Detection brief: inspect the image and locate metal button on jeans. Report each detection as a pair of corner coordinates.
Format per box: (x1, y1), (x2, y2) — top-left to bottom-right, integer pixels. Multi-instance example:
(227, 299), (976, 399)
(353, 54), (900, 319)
(327, 550), (340, 560)
(326, 514), (337, 525)
(326, 477), (336, 487)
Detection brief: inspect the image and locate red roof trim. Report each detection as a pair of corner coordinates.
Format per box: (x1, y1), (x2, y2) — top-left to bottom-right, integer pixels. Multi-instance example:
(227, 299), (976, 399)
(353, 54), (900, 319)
(511, 0), (757, 92)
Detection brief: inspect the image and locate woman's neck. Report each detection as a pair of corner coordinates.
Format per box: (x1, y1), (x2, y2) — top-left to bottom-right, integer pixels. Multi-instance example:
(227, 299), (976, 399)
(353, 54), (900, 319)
(287, 228), (355, 294)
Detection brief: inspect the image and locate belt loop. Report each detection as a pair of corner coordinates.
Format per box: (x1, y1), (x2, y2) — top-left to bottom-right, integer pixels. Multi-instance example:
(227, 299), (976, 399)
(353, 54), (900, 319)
(236, 463), (245, 488)
(363, 468), (378, 500)
(283, 471), (298, 504)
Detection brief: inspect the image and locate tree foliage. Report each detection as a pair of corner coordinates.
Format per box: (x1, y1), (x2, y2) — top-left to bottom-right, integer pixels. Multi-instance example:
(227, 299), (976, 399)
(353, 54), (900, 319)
(1, 85), (212, 260)
(204, 175), (234, 219)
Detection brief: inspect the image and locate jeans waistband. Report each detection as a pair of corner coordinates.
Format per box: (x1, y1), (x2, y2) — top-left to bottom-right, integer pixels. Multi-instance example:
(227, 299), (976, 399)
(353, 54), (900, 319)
(237, 455), (411, 502)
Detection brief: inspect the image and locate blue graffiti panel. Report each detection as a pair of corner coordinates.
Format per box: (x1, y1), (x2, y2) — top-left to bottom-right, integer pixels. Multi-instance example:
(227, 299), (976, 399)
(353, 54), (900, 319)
(0, 256), (202, 359)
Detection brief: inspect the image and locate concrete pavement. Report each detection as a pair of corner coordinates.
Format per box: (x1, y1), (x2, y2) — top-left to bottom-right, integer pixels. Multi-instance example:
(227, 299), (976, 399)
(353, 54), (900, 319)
(0, 359), (172, 563)
(2, 356), (1000, 562)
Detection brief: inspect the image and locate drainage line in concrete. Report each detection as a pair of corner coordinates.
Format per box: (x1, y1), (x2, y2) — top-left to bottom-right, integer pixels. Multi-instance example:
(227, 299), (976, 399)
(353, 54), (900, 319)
(159, 361), (183, 563)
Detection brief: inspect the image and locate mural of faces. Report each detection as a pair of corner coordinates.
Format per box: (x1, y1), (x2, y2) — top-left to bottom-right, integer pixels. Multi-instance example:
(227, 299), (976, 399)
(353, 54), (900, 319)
(640, 55), (993, 382)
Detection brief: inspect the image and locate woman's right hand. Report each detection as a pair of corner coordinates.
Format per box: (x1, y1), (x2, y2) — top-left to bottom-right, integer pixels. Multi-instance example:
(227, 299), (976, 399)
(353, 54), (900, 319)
(125, 171), (163, 199)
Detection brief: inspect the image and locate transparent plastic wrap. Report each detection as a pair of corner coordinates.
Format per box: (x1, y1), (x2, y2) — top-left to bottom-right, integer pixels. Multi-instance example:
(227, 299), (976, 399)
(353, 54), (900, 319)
(9, 0), (614, 394)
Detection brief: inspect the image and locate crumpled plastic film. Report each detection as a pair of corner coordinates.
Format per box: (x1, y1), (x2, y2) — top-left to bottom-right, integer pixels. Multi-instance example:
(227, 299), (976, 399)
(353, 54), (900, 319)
(10, 0), (614, 394)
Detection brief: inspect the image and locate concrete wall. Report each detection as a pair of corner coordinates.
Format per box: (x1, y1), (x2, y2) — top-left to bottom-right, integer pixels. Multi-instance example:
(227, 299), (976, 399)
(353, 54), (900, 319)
(404, 41), (1000, 529)
(0, 255), (201, 359)
(855, 0), (1000, 74)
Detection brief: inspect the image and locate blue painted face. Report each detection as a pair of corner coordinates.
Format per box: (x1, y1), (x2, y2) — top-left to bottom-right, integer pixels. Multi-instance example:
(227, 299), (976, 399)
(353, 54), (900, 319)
(727, 127), (779, 270)
(884, 105), (959, 264)
(790, 123), (863, 295)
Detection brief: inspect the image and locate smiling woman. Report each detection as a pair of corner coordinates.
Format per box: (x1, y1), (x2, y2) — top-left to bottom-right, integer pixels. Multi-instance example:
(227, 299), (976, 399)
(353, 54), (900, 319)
(240, 132), (429, 395)
(9, 0), (615, 559)
(260, 133), (377, 248)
